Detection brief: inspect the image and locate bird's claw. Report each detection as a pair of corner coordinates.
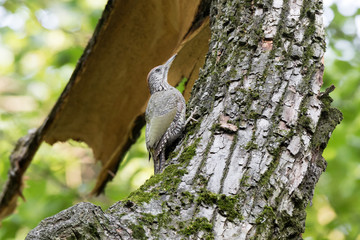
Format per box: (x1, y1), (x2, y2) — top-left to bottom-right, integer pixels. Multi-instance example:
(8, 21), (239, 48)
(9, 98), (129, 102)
(185, 106), (200, 126)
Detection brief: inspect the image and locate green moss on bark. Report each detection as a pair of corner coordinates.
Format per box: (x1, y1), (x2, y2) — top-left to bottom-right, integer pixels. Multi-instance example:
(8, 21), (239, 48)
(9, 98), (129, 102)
(312, 91), (343, 151)
(129, 223), (146, 240)
(245, 141), (258, 150)
(128, 164), (187, 204)
(179, 217), (214, 239)
(196, 189), (243, 222)
(258, 148), (281, 187)
(178, 138), (201, 164)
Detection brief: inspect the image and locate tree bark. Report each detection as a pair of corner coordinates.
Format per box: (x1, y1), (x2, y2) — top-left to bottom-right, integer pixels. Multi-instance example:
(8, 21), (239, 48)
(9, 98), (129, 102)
(26, 0), (341, 239)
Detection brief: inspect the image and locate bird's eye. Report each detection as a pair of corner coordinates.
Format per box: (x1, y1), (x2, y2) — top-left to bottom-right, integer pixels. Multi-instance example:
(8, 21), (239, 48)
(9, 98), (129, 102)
(155, 68), (161, 73)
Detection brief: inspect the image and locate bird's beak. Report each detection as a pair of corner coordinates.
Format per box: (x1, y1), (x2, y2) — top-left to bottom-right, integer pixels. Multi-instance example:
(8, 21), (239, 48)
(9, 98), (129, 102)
(165, 54), (177, 66)
(163, 54), (177, 76)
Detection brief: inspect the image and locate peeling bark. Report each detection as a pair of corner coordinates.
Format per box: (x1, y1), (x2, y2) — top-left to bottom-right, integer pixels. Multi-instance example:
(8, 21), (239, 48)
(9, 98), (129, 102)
(26, 0), (342, 239)
(0, 0), (211, 219)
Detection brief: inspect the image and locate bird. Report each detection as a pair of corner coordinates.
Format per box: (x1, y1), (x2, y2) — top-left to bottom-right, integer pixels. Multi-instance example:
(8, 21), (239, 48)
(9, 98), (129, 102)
(145, 54), (186, 174)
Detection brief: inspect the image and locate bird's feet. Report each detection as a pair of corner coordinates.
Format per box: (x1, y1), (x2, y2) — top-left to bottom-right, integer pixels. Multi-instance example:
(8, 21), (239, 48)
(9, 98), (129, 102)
(185, 106), (200, 126)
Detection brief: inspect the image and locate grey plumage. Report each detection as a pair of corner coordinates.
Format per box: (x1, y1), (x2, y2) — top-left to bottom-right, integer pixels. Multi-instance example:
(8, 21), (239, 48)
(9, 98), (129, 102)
(145, 55), (186, 173)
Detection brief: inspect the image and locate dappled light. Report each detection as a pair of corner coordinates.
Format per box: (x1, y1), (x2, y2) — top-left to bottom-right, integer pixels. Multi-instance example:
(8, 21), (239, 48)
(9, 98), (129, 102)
(0, 0), (151, 239)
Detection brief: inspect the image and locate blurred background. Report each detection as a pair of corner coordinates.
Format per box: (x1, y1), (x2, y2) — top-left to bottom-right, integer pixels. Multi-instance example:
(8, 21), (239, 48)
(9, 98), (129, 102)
(0, 0), (358, 239)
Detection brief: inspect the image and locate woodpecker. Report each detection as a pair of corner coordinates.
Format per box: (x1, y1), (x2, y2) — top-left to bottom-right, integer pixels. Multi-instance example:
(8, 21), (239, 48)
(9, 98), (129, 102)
(145, 54), (186, 173)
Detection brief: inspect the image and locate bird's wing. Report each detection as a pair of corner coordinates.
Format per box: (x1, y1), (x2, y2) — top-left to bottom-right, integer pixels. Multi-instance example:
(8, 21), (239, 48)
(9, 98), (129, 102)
(145, 92), (178, 152)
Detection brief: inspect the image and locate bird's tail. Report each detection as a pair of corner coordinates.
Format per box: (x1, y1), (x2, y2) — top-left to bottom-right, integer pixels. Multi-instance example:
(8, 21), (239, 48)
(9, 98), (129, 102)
(153, 151), (165, 174)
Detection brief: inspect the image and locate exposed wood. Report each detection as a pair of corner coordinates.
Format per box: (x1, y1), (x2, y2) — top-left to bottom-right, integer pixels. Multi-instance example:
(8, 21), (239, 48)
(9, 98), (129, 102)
(0, 0), (211, 219)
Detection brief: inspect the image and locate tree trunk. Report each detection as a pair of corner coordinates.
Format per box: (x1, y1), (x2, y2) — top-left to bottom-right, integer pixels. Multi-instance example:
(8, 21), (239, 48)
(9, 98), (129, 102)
(26, 0), (341, 239)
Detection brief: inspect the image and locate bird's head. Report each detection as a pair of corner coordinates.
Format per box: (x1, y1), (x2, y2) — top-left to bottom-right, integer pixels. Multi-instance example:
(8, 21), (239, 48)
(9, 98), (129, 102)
(147, 54), (176, 94)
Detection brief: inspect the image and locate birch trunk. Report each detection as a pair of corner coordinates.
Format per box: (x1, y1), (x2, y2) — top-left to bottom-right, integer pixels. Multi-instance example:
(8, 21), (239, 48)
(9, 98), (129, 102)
(26, 0), (341, 239)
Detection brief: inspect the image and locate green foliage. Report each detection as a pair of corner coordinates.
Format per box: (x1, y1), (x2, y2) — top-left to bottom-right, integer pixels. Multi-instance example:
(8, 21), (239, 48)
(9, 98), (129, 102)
(0, 1), (152, 239)
(176, 77), (188, 94)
